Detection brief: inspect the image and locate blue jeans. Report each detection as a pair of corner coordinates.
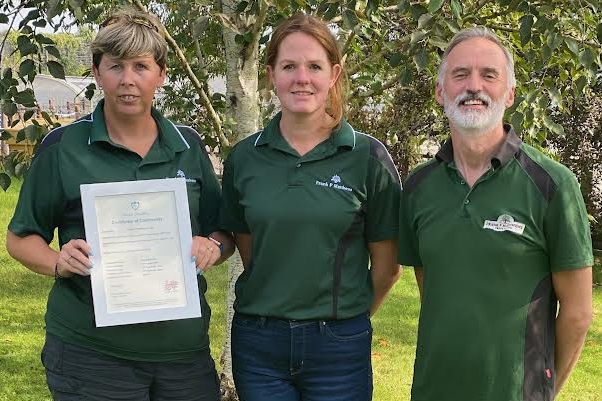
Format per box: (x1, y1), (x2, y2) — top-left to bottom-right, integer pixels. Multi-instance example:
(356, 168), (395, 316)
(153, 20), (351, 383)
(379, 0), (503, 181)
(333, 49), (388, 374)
(232, 312), (373, 401)
(41, 334), (220, 401)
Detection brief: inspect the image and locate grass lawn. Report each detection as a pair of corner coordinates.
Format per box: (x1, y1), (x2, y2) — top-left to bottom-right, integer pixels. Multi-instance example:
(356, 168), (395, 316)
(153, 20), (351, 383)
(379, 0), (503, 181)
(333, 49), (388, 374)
(1, 179), (601, 400)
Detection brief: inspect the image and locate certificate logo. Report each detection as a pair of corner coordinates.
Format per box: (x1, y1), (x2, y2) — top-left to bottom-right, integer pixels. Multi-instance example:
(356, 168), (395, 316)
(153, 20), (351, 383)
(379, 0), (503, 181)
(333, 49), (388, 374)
(164, 280), (179, 293)
(131, 201), (140, 210)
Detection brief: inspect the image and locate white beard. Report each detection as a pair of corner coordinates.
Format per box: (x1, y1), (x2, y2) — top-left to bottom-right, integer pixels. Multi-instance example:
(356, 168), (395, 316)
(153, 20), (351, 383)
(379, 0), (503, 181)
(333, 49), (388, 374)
(443, 89), (509, 137)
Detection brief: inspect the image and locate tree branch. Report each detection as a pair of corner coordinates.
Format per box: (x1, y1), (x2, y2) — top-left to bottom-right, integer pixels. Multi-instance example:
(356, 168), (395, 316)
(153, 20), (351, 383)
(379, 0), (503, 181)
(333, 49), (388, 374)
(130, 0), (229, 146)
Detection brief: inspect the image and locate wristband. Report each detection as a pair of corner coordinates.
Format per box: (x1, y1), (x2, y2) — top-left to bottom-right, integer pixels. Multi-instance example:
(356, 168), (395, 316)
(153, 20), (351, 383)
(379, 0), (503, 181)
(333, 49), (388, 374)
(208, 236), (224, 256)
(54, 264), (66, 279)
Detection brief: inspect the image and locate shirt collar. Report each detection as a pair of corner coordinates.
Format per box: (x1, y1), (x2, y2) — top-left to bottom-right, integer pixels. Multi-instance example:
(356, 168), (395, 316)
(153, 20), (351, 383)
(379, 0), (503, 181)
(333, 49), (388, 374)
(254, 112), (356, 150)
(436, 123), (522, 168)
(88, 99), (190, 153)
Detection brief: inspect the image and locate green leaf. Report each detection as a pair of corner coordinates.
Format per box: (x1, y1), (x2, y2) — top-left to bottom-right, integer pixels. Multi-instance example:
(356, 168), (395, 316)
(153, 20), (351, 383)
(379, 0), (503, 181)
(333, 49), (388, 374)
(19, 59), (36, 79)
(579, 48), (594, 67)
(429, 36), (448, 50)
(597, 23), (602, 43)
(342, 10), (359, 29)
(450, 0), (463, 20)
(35, 34), (55, 45)
(47, 61), (65, 80)
(24, 125), (43, 142)
(398, 0), (410, 12)
(427, 0), (445, 14)
(0, 14), (9, 24)
(410, 30), (427, 44)
(236, 1), (249, 12)
(546, 32), (562, 51)
(24, 109), (35, 121)
(47, 0), (63, 20)
(548, 87), (562, 108)
(564, 37), (580, 55)
(0, 129), (12, 140)
(14, 90), (36, 107)
(418, 13), (434, 29)
(398, 66), (413, 85)
(17, 35), (37, 57)
(537, 93), (549, 109)
(2, 157), (15, 177)
(16, 128), (26, 143)
(510, 111), (523, 130)
(413, 49), (430, 72)
(542, 44), (551, 60)
(15, 162), (28, 177)
(2, 101), (17, 117)
(45, 45), (61, 59)
(519, 15), (533, 45)
(575, 75), (587, 94)
(388, 53), (402, 67)
(0, 173), (11, 191)
(543, 115), (564, 136)
(41, 111), (55, 125)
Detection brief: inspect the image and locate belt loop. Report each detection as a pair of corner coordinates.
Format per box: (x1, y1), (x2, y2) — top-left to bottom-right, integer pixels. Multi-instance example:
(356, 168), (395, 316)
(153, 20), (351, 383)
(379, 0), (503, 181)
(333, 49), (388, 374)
(319, 320), (326, 334)
(259, 316), (266, 328)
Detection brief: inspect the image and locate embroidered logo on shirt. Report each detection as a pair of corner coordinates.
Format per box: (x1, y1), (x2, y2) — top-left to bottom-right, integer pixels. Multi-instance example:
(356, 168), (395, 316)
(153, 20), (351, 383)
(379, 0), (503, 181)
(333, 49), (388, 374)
(131, 201), (140, 210)
(315, 174), (352, 192)
(174, 169), (196, 183)
(483, 214), (525, 235)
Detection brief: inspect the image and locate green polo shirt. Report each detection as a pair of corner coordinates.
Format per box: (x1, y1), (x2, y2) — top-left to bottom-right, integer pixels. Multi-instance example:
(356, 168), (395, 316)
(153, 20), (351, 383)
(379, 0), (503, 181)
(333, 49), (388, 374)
(9, 100), (221, 362)
(219, 113), (401, 320)
(398, 125), (593, 401)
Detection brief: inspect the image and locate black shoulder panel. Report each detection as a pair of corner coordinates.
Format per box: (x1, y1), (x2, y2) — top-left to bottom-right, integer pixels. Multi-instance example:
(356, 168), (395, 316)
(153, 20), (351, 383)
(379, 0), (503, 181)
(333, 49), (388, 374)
(37, 113), (93, 158)
(403, 161), (440, 194)
(515, 150), (557, 202)
(366, 135), (400, 184)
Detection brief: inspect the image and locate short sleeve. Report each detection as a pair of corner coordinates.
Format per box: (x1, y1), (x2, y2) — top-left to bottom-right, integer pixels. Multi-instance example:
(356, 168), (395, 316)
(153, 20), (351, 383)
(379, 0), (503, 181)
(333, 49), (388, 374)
(397, 186), (423, 267)
(365, 153), (401, 242)
(197, 147), (222, 236)
(8, 146), (64, 243)
(218, 151), (250, 234)
(545, 173), (593, 271)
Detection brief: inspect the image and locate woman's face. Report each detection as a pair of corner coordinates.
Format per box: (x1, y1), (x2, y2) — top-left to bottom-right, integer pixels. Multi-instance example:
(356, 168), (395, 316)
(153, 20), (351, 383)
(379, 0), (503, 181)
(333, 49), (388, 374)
(93, 54), (165, 120)
(267, 32), (341, 119)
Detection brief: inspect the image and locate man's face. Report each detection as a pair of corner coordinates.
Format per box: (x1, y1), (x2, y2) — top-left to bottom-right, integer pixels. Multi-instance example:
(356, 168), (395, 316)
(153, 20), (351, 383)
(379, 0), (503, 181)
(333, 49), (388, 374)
(436, 37), (515, 135)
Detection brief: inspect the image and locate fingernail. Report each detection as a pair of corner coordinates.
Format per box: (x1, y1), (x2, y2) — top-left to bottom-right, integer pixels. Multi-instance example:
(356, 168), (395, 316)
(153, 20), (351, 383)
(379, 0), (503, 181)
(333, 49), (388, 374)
(191, 256), (196, 263)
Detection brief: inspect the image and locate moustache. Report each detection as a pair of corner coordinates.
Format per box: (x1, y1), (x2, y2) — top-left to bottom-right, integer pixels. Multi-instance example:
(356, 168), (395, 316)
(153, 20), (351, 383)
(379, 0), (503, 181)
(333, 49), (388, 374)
(455, 92), (492, 106)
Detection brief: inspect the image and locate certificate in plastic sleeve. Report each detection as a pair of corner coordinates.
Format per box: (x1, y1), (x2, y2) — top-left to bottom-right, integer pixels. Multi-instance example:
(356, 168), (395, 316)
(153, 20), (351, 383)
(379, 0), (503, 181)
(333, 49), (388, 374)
(81, 178), (201, 327)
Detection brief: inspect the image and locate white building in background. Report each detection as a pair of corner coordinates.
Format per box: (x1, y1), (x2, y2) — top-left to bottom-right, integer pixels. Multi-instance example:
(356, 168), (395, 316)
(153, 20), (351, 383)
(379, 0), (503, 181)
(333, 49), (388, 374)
(22, 74), (102, 117)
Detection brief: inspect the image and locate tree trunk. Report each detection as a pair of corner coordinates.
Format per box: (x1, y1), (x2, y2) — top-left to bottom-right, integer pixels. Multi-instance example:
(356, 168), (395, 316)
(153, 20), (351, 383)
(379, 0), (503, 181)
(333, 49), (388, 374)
(219, 1), (260, 399)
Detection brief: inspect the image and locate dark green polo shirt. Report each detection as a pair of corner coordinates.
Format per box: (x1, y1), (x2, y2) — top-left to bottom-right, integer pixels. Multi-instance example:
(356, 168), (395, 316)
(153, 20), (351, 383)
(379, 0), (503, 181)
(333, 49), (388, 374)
(219, 113), (401, 320)
(398, 125), (593, 401)
(9, 100), (221, 362)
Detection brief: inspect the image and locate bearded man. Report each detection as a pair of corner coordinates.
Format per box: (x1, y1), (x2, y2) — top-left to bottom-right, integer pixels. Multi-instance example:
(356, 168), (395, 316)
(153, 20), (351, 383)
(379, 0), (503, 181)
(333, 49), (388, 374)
(398, 27), (593, 401)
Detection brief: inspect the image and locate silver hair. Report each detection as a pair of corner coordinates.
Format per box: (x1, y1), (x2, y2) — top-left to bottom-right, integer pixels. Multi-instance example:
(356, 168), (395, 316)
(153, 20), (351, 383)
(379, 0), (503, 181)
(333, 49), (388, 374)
(437, 26), (516, 88)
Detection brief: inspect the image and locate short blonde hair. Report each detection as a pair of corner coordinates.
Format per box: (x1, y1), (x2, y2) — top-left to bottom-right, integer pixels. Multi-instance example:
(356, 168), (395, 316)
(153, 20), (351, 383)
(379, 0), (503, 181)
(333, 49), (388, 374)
(91, 9), (167, 70)
(266, 13), (347, 127)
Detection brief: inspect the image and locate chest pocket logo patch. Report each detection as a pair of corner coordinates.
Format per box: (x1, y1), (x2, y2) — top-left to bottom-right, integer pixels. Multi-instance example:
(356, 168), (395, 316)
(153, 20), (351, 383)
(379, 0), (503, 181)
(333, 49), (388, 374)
(315, 174), (353, 192)
(483, 214), (525, 235)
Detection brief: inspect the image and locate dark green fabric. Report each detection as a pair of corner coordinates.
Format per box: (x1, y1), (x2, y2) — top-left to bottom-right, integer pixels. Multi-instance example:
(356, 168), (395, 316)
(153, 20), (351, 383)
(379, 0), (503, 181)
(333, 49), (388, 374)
(9, 100), (221, 361)
(219, 113), (401, 320)
(398, 127), (593, 401)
